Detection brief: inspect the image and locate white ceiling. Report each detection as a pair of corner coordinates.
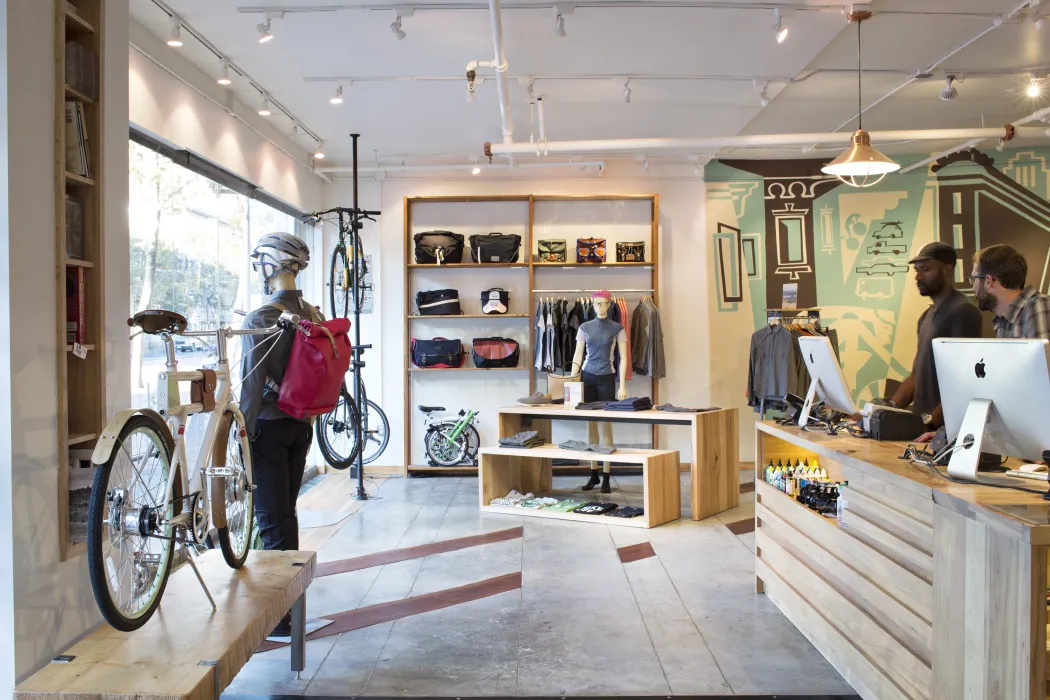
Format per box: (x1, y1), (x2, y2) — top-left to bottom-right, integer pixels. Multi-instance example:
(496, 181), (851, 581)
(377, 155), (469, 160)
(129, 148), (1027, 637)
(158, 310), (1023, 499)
(129, 0), (1050, 167)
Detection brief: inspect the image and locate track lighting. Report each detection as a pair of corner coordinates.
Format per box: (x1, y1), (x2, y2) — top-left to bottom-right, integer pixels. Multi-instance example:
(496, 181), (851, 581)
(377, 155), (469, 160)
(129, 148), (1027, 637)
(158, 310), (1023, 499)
(167, 22), (183, 47)
(760, 86), (770, 107)
(940, 75), (958, 101)
(314, 141), (325, 159)
(623, 80), (632, 104)
(390, 15), (406, 40)
(772, 8), (788, 43)
(217, 61), (232, 86)
(471, 167), (482, 175)
(330, 86), (344, 104)
(257, 19), (274, 43)
(258, 97), (271, 116)
(1028, 73), (1043, 98)
(554, 13), (566, 37)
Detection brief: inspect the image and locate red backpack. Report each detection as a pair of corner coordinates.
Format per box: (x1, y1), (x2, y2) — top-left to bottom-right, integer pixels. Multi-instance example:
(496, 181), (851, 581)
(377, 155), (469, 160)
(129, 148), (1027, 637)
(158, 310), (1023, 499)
(269, 302), (352, 419)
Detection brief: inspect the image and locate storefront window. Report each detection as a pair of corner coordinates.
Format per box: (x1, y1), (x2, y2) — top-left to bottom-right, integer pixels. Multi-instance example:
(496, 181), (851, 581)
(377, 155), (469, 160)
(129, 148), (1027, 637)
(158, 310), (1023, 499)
(128, 140), (307, 408)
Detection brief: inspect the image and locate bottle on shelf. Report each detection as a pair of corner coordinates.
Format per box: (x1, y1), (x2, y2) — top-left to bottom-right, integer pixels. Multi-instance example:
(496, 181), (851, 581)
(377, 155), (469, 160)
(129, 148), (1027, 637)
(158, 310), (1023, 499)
(765, 459), (775, 484)
(837, 481), (848, 527)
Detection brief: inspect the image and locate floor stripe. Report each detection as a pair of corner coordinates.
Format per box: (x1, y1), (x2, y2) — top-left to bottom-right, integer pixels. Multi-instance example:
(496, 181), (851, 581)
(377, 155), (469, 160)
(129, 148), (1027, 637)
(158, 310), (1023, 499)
(315, 526), (524, 577)
(225, 694), (861, 699)
(617, 542), (656, 564)
(725, 518), (756, 536)
(259, 572), (523, 652)
(740, 481), (755, 494)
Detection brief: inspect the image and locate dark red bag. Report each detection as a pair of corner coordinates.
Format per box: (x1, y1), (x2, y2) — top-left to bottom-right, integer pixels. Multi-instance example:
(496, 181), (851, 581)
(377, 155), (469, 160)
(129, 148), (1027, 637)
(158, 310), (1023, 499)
(270, 303), (352, 418)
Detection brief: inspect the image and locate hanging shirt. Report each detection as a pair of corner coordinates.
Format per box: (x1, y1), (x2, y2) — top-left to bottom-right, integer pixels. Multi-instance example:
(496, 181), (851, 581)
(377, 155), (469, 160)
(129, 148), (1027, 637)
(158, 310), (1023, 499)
(534, 301), (547, 371)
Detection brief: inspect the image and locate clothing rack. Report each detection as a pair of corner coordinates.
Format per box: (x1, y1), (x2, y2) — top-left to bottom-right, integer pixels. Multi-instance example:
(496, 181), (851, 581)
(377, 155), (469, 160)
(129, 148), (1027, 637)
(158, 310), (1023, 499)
(533, 288), (655, 294)
(766, 307), (821, 325)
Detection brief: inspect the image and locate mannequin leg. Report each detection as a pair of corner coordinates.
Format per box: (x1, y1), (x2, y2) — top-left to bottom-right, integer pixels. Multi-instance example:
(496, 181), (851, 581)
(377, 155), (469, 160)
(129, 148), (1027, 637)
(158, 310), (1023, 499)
(598, 421), (613, 492)
(582, 421), (602, 490)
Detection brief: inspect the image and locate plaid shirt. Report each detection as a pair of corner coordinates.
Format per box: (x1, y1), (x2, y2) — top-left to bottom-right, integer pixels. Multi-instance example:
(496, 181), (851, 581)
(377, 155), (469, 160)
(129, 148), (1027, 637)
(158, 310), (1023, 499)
(992, 286), (1050, 340)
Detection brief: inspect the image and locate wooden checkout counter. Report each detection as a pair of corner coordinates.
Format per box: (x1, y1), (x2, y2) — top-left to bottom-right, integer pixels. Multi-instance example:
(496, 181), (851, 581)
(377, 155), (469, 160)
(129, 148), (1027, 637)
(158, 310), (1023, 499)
(756, 420), (1050, 700)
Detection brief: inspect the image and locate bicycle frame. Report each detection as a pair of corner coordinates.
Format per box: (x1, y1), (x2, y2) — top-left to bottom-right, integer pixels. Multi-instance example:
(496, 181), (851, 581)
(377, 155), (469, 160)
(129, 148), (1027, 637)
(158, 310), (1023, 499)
(446, 410), (478, 441)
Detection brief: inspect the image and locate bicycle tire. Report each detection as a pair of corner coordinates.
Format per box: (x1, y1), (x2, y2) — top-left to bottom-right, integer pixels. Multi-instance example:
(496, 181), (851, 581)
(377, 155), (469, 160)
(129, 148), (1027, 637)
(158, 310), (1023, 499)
(87, 415), (177, 631)
(424, 423), (480, 467)
(361, 399), (390, 464)
(330, 245), (350, 319)
(214, 411), (254, 568)
(316, 388), (361, 469)
(350, 232), (368, 313)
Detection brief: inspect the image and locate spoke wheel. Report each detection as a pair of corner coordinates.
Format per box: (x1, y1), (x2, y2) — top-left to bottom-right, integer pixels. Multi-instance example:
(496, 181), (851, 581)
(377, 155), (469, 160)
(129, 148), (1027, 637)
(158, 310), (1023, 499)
(215, 412), (254, 568)
(360, 399), (390, 465)
(87, 415), (177, 631)
(425, 424), (479, 467)
(329, 246), (350, 319)
(316, 388), (361, 469)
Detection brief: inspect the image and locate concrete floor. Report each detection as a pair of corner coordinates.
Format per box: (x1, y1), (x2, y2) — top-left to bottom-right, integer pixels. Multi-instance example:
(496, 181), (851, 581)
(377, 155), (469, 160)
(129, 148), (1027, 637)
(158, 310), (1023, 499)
(225, 470), (857, 697)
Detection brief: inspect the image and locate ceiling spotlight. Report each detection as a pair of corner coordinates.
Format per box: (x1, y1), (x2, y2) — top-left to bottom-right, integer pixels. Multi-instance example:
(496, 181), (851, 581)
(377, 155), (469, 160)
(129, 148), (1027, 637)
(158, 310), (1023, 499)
(257, 19), (274, 43)
(330, 86), (344, 104)
(390, 15), (406, 40)
(167, 23), (183, 47)
(623, 80), (632, 104)
(772, 8), (789, 43)
(642, 158), (649, 171)
(314, 141), (325, 159)
(466, 87), (476, 103)
(217, 61), (232, 86)
(1037, 15), (1047, 28)
(258, 97), (271, 116)
(554, 13), (566, 37)
(760, 86), (770, 107)
(471, 167), (482, 175)
(940, 75), (958, 101)
(1028, 74), (1044, 98)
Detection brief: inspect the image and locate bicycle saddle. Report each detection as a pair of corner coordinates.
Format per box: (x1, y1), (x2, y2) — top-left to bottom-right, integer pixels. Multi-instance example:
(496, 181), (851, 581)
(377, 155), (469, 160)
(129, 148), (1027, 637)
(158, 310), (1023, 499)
(418, 405), (445, 413)
(128, 309), (188, 335)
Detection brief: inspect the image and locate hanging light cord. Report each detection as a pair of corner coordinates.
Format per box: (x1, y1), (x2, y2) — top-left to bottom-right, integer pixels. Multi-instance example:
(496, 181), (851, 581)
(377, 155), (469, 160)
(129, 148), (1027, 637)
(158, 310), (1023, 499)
(856, 15), (863, 131)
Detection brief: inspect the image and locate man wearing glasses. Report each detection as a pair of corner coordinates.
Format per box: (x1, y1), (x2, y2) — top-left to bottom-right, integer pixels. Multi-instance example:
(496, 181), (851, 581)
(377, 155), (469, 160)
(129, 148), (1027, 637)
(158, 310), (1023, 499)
(971, 243), (1050, 340)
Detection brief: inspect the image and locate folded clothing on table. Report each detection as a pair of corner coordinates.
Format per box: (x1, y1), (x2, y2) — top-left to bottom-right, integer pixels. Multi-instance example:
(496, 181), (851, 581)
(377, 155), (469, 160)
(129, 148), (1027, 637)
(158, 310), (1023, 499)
(572, 502), (619, 515)
(558, 439), (616, 455)
(604, 397), (654, 412)
(519, 497), (560, 509)
(606, 506), (644, 518)
(655, 403), (721, 413)
(499, 430), (544, 448)
(545, 498), (586, 512)
(489, 490), (533, 506)
(574, 401), (608, 411)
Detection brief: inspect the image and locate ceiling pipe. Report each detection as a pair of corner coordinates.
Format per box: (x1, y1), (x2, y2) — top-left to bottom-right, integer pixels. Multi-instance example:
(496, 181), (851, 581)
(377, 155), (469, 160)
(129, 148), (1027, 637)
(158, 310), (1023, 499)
(318, 160), (605, 173)
(487, 0), (514, 144)
(485, 126), (1044, 156)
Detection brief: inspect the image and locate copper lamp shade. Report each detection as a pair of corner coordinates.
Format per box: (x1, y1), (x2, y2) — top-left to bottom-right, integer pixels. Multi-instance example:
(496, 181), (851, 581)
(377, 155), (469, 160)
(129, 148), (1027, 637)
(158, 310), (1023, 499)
(821, 129), (900, 187)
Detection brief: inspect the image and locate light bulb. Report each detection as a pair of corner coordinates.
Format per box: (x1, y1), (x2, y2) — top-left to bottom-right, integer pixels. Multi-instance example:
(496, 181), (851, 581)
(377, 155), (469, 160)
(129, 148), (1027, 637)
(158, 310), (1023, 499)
(217, 62), (231, 86)
(471, 167), (481, 175)
(258, 98), (271, 116)
(777, 26), (789, 43)
(1028, 80), (1042, 98)
(772, 8), (788, 43)
(257, 20), (274, 43)
(314, 142), (325, 159)
(167, 24), (183, 47)
(390, 16), (406, 40)
(330, 86), (344, 104)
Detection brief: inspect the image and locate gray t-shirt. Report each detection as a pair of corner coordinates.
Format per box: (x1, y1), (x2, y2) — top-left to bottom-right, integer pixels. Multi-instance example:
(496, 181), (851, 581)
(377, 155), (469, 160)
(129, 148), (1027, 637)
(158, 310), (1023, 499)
(911, 289), (983, 416)
(576, 317), (626, 376)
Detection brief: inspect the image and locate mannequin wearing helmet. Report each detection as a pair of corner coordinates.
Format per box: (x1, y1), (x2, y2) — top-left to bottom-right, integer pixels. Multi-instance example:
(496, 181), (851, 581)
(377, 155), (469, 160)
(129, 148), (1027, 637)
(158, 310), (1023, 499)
(238, 232), (321, 637)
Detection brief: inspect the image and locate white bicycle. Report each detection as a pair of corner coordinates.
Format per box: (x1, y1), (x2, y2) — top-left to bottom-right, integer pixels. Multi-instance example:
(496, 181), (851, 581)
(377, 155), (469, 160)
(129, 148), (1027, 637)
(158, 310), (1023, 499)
(87, 308), (298, 631)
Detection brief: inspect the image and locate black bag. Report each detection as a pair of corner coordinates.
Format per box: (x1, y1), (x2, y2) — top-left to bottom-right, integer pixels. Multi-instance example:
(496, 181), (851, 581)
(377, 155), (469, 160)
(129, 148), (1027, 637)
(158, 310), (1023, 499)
(414, 231), (465, 264)
(481, 288), (509, 315)
(469, 233), (521, 263)
(411, 337), (464, 368)
(472, 337), (520, 368)
(616, 241), (645, 262)
(537, 239), (567, 263)
(416, 289), (461, 316)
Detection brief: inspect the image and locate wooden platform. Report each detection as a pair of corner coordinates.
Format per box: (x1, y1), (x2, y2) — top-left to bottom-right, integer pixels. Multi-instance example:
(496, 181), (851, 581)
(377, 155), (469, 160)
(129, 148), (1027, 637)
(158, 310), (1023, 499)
(478, 444), (681, 528)
(15, 549), (316, 700)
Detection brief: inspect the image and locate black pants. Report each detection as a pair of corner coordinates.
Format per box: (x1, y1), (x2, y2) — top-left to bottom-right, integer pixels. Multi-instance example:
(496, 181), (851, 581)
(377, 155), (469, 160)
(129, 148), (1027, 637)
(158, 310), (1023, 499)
(250, 418), (313, 551)
(582, 370), (616, 402)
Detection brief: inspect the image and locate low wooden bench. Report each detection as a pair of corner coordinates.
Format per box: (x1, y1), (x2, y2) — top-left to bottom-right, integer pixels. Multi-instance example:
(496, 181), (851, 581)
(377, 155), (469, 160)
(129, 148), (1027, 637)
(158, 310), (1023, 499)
(478, 444), (681, 528)
(15, 550), (315, 700)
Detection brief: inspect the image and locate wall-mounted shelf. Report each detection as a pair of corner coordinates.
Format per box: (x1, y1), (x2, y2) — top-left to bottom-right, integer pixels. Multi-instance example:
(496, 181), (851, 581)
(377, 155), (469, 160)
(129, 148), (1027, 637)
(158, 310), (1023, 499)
(64, 84), (95, 104)
(65, 257), (94, 268)
(64, 171), (96, 188)
(532, 262), (653, 268)
(65, 344), (96, 352)
(408, 366), (527, 372)
(408, 262), (529, 269)
(407, 314), (529, 319)
(66, 433), (98, 447)
(64, 8), (95, 34)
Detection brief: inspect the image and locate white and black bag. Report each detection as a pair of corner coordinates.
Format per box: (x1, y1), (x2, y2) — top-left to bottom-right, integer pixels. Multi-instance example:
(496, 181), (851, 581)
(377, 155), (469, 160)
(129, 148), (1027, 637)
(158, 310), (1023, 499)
(481, 288), (509, 315)
(416, 288), (461, 316)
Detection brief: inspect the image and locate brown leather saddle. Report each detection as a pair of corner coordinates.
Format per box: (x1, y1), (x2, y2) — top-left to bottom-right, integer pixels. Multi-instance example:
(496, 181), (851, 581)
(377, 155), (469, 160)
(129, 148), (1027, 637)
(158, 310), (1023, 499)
(128, 310), (188, 335)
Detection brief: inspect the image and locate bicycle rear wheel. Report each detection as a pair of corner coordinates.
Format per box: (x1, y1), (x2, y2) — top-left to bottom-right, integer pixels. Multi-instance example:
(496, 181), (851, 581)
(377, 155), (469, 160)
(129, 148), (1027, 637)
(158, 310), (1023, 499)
(360, 398), (390, 464)
(213, 411), (254, 568)
(424, 424), (480, 467)
(87, 415), (177, 631)
(330, 246), (350, 319)
(316, 387), (361, 469)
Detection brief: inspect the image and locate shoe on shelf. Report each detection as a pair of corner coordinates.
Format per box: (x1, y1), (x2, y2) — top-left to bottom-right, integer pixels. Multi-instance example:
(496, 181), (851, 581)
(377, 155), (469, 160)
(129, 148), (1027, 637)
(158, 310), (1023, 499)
(271, 613), (292, 638)
(517, 392), (552, 406)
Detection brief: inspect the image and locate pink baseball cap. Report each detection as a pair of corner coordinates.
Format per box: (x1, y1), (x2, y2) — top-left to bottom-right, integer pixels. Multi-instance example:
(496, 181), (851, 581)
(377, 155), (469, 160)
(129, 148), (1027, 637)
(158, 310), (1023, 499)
(592, 290), (611, 301)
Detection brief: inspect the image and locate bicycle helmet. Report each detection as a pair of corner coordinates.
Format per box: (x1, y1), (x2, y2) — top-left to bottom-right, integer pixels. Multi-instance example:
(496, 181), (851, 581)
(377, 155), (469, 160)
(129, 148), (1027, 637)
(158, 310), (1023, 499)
(251, 233), (310, 291)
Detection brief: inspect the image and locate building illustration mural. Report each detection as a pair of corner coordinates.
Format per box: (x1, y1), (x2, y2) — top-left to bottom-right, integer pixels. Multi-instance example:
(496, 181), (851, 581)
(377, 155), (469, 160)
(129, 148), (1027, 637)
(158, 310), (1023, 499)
(706, 144), (1050, 405)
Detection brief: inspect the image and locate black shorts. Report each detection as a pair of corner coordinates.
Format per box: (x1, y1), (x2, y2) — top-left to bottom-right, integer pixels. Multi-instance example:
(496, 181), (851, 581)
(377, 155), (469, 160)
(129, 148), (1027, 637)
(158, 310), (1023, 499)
(581, 371), (616, 402)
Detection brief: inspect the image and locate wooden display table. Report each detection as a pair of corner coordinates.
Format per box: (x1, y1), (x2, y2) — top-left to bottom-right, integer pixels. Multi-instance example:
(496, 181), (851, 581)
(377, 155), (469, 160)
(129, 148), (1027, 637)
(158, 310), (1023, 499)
(15, 550), (315, 700)
(755, 421), (1050, 700)
(479, 444), (681, 528)
(496, 405), (738, 521)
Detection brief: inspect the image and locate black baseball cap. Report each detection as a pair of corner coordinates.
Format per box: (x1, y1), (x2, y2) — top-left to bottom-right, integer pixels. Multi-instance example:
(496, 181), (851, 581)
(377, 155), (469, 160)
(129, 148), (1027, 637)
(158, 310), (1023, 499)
(908, 242), (957, 265)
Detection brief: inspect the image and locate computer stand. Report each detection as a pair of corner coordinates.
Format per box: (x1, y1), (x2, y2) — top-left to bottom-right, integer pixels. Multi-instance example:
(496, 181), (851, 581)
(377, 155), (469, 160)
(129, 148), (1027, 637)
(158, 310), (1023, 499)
(797, 377), (823, 428)
(946, 398), (992, 481)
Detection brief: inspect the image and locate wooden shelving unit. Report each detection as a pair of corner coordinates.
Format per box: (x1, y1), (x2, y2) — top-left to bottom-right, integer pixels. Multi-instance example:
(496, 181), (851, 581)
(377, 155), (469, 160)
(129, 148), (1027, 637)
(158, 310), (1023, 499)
(402, 194), (660, 477)
(55, 0), (105, 560)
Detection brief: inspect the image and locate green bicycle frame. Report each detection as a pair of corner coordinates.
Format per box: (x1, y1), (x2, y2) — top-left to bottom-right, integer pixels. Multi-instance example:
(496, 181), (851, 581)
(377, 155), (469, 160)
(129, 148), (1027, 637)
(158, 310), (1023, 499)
(446, 409), (478, 441)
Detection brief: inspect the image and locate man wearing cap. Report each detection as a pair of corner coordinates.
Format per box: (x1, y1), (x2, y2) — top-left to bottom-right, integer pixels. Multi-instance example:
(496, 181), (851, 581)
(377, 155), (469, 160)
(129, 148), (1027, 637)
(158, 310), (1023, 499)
(890, 242), (983, 438)
(971, 243), (1050, 340)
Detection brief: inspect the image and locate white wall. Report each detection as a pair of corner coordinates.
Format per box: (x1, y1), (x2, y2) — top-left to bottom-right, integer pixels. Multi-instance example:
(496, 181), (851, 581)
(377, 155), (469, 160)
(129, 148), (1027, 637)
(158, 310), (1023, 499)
(128, 19), (325, 214)
(323, 174), (716, 469)
(0, 1), (129, 694)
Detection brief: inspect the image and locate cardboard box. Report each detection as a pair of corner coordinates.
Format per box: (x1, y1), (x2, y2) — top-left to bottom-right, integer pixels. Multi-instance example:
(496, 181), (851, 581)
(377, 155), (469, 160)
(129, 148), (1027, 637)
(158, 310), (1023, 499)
(564, 381), (583, 407)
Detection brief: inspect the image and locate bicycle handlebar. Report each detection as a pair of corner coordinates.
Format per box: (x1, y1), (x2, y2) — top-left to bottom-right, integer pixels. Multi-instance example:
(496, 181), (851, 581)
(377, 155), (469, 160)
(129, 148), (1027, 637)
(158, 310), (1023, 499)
(181, 311), (300, 339)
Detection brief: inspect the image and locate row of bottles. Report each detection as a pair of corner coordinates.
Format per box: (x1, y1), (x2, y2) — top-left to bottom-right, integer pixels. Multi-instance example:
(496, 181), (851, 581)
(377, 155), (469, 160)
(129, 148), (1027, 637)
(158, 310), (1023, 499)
(764, 458), (828, 496)
(764, 458), (848, 525)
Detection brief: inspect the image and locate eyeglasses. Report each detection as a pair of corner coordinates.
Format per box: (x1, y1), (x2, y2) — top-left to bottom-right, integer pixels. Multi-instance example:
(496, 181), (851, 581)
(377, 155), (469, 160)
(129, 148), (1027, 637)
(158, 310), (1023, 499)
(968, 273), (989, 283)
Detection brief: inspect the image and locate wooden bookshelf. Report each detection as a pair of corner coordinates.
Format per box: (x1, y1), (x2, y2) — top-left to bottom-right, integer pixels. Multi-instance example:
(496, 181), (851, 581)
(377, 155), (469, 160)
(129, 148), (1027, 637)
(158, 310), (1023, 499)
(55, 0), (105, 560)
(407, 314), (529, 319)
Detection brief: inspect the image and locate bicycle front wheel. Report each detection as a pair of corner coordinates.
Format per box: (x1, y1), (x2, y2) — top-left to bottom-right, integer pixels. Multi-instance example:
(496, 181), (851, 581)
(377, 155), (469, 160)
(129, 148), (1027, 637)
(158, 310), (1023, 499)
(330, 245), (350, 319)
(424, 423), (479, 467)
(87, 415), (177, 631)
(316, 389), (361, 469)
(361, 399), (390, 464)
(214, 411), (254, 568)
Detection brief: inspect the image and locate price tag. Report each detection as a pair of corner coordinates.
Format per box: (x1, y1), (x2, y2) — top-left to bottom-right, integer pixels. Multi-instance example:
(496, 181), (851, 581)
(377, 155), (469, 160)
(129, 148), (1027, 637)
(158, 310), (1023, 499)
(72, 343), (88, 359)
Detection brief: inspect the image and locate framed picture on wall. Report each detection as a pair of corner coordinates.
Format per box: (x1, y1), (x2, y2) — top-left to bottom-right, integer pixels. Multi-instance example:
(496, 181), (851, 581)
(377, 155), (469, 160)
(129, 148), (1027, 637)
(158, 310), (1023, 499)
(782, 283), (798, 310)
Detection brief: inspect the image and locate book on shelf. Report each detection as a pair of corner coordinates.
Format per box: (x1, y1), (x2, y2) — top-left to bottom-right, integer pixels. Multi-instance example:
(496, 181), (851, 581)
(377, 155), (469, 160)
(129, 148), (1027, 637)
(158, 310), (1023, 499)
(65, 196), (84, 259)
(65, 266), (86, 345)
(64, 101), (91, 178)
(65, 41), (99, 100)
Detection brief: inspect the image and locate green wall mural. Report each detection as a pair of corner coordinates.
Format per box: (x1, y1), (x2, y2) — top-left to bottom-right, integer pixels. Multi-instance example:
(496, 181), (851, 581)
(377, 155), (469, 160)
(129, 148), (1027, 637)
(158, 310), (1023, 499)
(706, 146), (1050, 405)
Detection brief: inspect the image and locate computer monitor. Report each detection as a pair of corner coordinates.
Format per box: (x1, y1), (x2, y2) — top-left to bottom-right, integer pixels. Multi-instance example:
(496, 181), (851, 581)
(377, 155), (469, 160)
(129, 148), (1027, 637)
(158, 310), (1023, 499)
(797, 335), (860, 427)
(933, 338), (1050, 481)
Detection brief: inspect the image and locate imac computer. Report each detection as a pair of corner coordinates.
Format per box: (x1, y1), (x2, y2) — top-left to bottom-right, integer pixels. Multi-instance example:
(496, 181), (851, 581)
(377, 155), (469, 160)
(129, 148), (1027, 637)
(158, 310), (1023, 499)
(797, 336), (860, 427)
(933, 338), (1050, 481)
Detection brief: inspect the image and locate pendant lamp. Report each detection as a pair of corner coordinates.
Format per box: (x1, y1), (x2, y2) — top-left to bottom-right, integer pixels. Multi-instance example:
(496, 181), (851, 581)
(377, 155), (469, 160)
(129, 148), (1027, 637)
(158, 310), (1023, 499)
(822, 11), (900, 188)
